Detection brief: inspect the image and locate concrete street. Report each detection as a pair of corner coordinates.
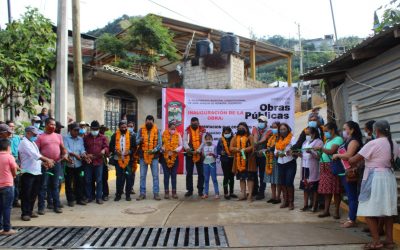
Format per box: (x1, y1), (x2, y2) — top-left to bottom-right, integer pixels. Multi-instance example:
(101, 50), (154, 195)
(9, 106), (371, 249)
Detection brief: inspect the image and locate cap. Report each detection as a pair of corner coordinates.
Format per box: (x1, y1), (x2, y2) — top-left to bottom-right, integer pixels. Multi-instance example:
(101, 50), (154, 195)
(25, 126), (39, 135)
(79, 121), (90, 126)
(56, 121), (64, 129)
(258, 115), (267, 122)
(100, 125), (109, 131)
(31, 116), (41, 122)
(90, 120), (100, 129)
(0, 124), (13, 134)
(69, 123), (80, 130)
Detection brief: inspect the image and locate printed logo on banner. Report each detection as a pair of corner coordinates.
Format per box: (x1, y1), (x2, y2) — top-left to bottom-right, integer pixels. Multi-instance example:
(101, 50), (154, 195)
(167, 101), (183, 126)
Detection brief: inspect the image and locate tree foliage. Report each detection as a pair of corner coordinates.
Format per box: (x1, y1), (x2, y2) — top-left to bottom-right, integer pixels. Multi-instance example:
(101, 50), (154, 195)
(96, 15), (179, 69)
(374, 0), (400, 33)
(0, 7), (56, 116)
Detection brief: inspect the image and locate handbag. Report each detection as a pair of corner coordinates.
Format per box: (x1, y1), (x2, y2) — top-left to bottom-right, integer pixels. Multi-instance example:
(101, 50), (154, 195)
(330, 158), (345, 175)
(345, 168), (358, 182)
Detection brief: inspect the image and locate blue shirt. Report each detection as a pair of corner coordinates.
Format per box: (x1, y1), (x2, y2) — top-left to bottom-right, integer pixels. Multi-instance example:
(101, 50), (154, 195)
(63, 134), (86, 168)
(136, 128), (162, 157)
(9, 134), (21, 161)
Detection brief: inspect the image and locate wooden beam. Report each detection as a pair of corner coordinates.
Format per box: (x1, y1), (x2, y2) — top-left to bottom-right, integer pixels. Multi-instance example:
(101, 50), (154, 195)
(287, 56), (292, 86)
(163, 23), (208, 36)
(250, 44), (256, 80)
(351, 49), (384, 60)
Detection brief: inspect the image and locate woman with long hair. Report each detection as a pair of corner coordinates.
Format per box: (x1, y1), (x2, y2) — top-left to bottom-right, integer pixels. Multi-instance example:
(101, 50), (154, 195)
(217, 127), (237, 199)
(349, 120), (399, 250)
(333, 121), (363, 228)
(275, 123), (297, 210)
(264, 121), (281, 204)
(230, 122), (255, 202)
(314, 122), (343, 219)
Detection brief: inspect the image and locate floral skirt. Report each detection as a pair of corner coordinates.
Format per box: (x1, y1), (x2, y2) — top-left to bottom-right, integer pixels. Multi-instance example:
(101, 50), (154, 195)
(318, 162), (341, 194)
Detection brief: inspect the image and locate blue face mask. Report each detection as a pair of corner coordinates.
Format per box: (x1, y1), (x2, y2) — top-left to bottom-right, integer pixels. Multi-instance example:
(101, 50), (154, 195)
(128, 128), (134, 133)
(34, 123), (41, 129)
(308, 121), (317, 128)
(29, 136), (37, 142)
(223, 133), (231, 139)
(271, 128), (278, 134)
(324, 131), (332, 139)
(258, 123), (266, 129)
(79, 128), (86, 134)
(91, 130), (99, 136)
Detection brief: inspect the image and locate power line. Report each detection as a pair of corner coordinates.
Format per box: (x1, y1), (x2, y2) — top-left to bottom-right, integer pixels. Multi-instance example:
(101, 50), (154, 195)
(207, 0), (250, 33)
(147, 0), (199, 24)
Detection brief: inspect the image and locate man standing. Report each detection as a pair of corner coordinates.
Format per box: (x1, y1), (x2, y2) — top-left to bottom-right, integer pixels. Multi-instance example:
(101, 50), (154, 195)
(79, 121), (89, 137)
(37, 108), (49, 127)
(36, 118), (68, 214)
(64, 123), (87, 207)
(31, 116), (43, 134)
(5, 121), (21, 207)
(18, 126), (54, 221)
(127, 121), (137, 195)
(251, 115), (272, 200)
(136, 115), (162, 201)
(83, 120), (109, 204)
(183, 117), (206, 197)
(110, 121), (136, 201)
(99, 125), (110, 201)
(55, 121), (65, 134)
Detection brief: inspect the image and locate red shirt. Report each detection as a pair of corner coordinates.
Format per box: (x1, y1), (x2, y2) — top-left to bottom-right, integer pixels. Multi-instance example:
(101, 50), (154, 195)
(84, 134), (109, 166)
(35, 132), (64, 161)
(0, 152), (17, 188)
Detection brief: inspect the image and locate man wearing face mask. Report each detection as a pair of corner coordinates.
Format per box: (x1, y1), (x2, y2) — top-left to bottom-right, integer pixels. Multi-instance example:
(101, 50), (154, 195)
(136, 115), (162, 201)
(109, 121), (136, 201)
(127, 121), (137, 195)
(31, 116), (43, 135)
(83, 120), (109, 204)
(293, 114), (325, 151)
(183, 117), (207, 197)
(5, 121), (21, 208)
(79, 121), (89, 138)
(36, 118), (69, 214)
(251, 115), (272, 200)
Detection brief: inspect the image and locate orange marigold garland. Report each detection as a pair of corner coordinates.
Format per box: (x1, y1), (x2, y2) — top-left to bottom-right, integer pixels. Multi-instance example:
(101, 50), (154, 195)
(115, 129), (131, 169)
(236, 135), (247, 172)
(221, 137), (231, 156)
(275, 132), (293, 151)
(162, 130), (180, 168)
(190, 127), (201, 163)
(265, 134), (277, 175)
(141, 123), (158, 165)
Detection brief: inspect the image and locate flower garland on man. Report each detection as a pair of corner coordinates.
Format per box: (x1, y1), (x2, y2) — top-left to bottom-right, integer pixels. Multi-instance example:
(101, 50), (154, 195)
(135, 115), (162, 201)
(183, 117), (207, 197)
(109, 121), (136, 201)
(161, 122), (183, 199)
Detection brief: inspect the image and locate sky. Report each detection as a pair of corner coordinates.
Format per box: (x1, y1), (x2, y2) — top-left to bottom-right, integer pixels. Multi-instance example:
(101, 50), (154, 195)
(0, 0), (389, 40)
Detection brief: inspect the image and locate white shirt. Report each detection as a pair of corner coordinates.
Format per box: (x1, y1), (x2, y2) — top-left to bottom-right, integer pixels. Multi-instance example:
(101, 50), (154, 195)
(275, 137), (297, 164)
(18, 137), (42, 175)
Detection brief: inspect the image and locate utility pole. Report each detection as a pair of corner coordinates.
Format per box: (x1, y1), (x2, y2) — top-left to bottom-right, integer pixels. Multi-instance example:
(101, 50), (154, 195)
(297, 23), (303, 76)
(55, 0), (68, 128)
(72, 0), (84, 121)
(329, 0), (338, 43)
(7, 0), (14, 120)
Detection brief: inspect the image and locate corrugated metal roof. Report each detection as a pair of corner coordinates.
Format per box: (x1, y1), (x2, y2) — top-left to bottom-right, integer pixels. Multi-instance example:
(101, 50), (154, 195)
(301, 24), (400, 80)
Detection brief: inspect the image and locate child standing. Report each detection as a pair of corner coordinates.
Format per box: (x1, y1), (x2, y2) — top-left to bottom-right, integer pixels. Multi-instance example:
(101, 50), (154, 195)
(0, 138), (18, 235)
(201, 133), (219, 199)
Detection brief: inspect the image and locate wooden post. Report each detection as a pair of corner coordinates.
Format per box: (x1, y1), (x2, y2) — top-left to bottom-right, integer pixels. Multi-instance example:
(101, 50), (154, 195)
(72, 0), (84, 121)
(148, 49), (156, 81)
(250, 44), (256, 80)
(287, 56), (292, 86)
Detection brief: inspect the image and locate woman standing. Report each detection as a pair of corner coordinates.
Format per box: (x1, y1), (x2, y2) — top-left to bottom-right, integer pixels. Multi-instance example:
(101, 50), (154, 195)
(161, 122), (183, 199)
(315, 122), (343, 219)
(264, 122), (281, 204)
(275, 123), (297, 210)
(298, 127), (323, 212)
(349, 120), (399, 250)
(217, 127), (237, 200)
(230, 122), (255, 202)
(333, 121), (363, 228)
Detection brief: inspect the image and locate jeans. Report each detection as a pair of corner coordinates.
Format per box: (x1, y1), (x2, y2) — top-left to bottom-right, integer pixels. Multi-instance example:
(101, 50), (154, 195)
(203, 163), (219, 195)
(185, 156), (204, 195)
(139, 158), (160, 195)
(115, 164), (133, 198)
(161, 159), (178, 191)
(278, 160), (297, 187)
(341, 176), (358, 221)
(254, 156), (266, 194)
(21, 174), (41, 217)
(85, 164), (103, 201)
(0, 186), (14, 231)
(65, 167), (85, 202)
(38, 163), (61, 210)
(103, 165), (109, 198)
(221, 157), (234, 195)
(13, 176), (20, 204)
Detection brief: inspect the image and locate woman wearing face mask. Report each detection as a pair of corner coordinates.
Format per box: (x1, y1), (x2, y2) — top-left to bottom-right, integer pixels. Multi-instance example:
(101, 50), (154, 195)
(161, 122), (183, 199)
(349, 120), (399, 250)
(201, 133), (219, 199)
(298, 127), (323, 212)
(230, 122), (255, 201)
(263, 121), (281, 204)
(364, 120), (376, 144)
(332, 121), (363, 228)
(314, 122), (343, 219)
(275, 123), (297, 210)
(217, 127), (237, 199)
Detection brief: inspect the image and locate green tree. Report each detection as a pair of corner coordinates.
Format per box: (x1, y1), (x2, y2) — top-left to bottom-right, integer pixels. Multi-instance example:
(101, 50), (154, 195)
(374, 0), (400, 33)
(96, 15), (179, 69)
(0, 8), (56, 116)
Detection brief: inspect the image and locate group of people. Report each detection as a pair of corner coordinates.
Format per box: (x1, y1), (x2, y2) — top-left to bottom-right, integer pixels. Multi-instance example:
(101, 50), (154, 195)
(0, 107), (398, 250)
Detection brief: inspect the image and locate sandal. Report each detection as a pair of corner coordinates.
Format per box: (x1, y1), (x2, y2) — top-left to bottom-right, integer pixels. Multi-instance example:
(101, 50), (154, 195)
(363, 242), (383, 250)
(341, 220), (356, 228)
(382, 241), (396, 250)
(318, 212), (330, 218)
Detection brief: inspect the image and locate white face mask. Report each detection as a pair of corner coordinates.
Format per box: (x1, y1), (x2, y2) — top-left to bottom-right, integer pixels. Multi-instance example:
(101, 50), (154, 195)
(342, 131), (349, 139)
(305, 135), (312, 141)
(223, 133), (231, 139)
